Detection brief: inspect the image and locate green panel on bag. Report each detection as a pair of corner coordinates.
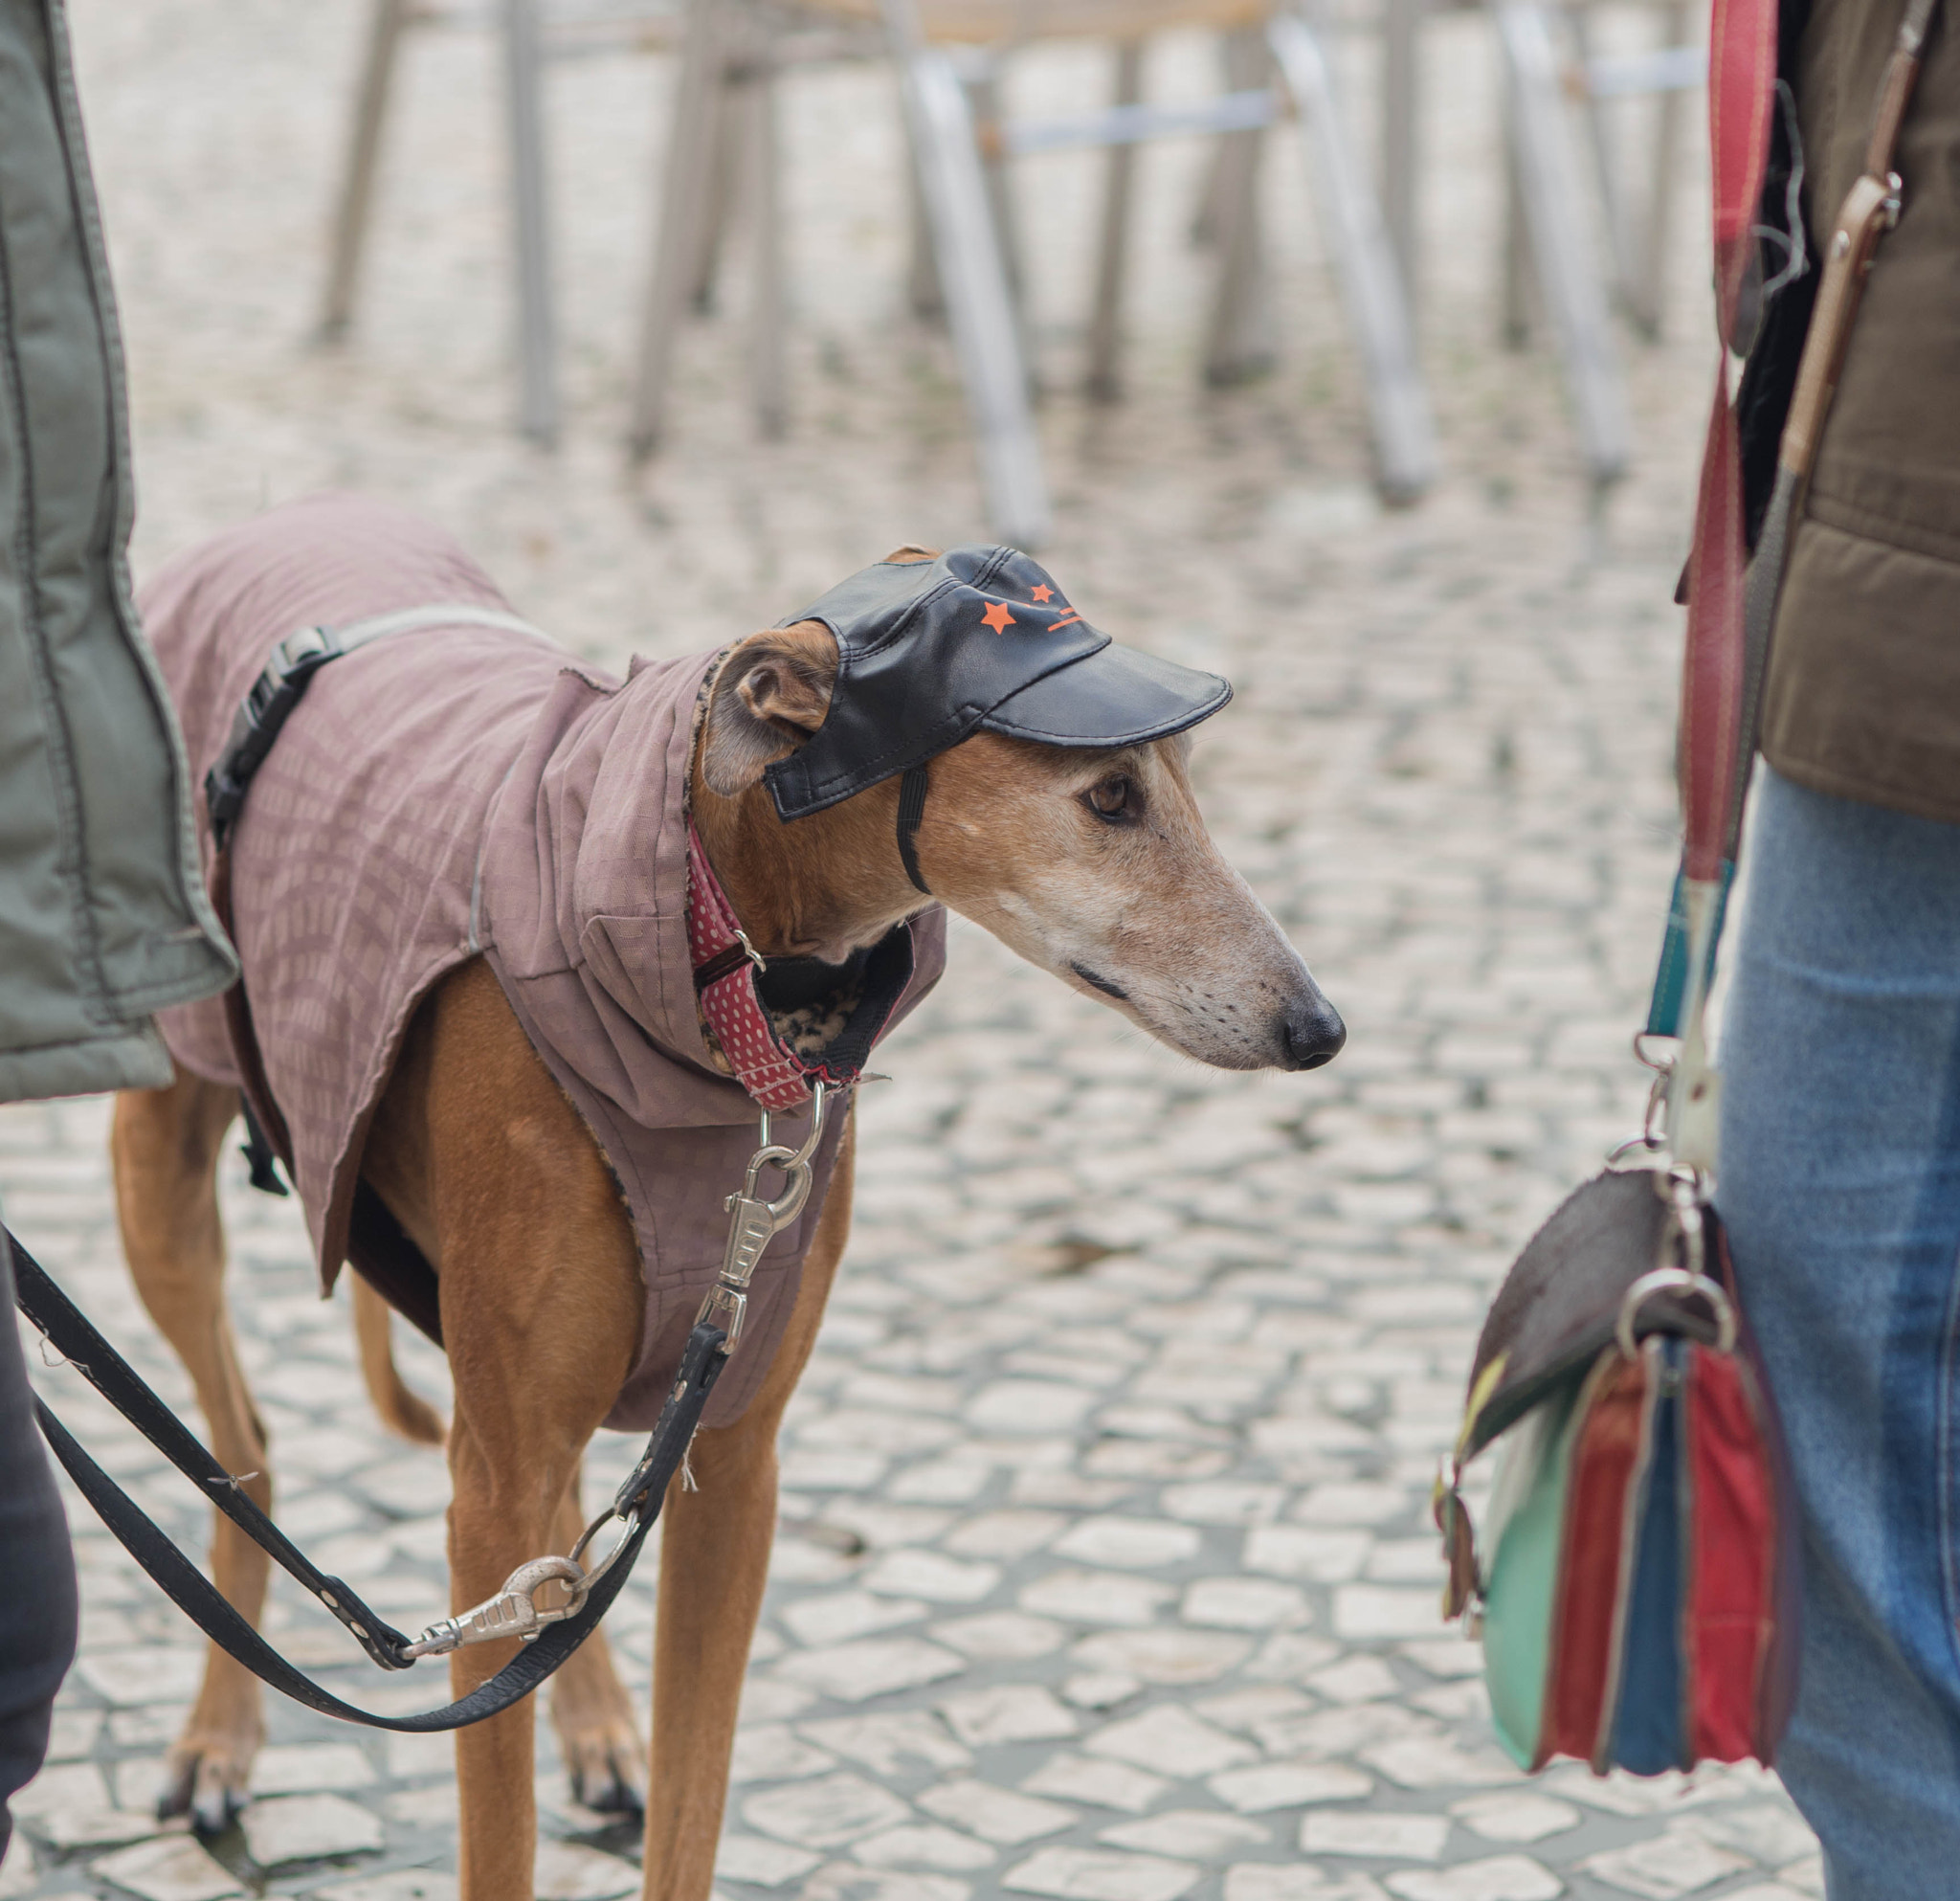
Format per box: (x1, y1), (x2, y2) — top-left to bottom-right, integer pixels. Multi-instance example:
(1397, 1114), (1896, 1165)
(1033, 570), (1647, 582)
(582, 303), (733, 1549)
(1481, 1382), (1585, 1768)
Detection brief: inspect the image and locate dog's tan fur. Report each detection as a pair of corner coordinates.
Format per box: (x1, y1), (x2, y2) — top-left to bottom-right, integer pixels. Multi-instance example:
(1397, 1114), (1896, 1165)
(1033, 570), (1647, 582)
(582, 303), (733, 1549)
(110, 552), (1339, 1900)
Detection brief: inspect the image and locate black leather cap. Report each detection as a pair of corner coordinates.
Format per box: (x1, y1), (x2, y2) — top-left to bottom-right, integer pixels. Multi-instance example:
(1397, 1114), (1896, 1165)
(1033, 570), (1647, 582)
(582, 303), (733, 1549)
(765, 546), (1231, 820)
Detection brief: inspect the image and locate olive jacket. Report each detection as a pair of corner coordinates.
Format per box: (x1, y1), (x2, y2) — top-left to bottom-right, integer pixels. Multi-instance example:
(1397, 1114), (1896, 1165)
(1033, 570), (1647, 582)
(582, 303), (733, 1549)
(1753, 0), (1960, 823)
(0, 0), (234, 1104)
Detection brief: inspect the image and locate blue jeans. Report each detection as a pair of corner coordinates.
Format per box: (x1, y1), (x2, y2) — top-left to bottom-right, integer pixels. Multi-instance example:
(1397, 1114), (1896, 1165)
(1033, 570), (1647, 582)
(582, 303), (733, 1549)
(1721, 766), (1960, 1897)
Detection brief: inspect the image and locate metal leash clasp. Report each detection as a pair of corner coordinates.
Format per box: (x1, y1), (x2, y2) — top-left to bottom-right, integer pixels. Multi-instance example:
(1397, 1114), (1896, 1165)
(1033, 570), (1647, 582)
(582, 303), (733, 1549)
(696, 1082), (835, 1352)
(1606, 1032), (1678, 1170)
(401, 1555), (590, 1659)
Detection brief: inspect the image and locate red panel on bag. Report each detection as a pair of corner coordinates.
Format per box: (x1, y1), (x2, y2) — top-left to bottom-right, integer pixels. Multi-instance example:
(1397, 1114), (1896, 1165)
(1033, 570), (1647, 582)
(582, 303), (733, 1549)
(1684, 1346), (1776, 1761)
(1545, 1357), (1648, 1766)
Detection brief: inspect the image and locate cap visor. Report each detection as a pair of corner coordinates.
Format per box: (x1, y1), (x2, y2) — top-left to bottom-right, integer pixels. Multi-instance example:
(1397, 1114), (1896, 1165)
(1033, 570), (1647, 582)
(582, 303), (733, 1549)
(977, 643), (1230, 748)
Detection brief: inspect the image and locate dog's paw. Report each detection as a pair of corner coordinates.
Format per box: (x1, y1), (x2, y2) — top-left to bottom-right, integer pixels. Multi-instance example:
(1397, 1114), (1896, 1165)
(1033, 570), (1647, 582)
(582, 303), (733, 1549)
(568, 1741), (645, 1818)
(551, 1652), (644, 1819)
(157, 1744), (252, 1834)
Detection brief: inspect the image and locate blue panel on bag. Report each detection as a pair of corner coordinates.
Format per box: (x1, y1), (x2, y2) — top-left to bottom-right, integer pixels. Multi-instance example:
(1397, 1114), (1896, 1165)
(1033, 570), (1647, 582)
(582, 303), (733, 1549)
(1610, 1339), (1687, 1774)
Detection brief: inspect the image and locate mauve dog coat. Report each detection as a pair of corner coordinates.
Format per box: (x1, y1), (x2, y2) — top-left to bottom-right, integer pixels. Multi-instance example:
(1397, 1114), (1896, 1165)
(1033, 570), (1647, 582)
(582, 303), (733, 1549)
(145, 495), (945, 1431)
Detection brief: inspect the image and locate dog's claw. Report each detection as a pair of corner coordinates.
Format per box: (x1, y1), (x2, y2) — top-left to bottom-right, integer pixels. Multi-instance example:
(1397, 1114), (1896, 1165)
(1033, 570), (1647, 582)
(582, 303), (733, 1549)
(570, 1759), (644, 1818)
(156, 1755), (197, 1823)
(188, 1755), (247, 1836)
(158, 1748), (248, 1833)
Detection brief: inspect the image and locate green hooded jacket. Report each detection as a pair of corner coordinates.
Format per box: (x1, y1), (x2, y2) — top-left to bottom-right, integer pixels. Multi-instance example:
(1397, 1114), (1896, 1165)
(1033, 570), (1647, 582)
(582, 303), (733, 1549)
(0, 0), (235, 1103)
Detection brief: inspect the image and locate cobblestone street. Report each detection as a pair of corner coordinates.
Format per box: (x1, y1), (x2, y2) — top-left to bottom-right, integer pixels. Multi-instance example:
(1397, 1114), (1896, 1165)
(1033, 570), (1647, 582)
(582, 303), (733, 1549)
(3, 2), (1821, 1897)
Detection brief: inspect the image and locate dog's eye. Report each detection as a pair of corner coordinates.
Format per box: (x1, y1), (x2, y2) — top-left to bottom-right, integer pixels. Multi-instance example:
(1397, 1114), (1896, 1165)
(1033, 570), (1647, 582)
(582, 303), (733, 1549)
(1085, 775), (1132, 820)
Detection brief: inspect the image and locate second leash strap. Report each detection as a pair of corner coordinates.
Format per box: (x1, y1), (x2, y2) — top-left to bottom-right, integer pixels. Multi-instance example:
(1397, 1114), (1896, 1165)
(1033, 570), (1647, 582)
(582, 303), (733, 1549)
(27, 1309), (724, 1732)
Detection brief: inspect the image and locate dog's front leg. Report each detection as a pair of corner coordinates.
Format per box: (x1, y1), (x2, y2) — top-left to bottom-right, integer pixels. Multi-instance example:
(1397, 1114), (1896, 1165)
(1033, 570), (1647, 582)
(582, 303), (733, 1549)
(445, 1419), (541, 1894)
(414, 958), (647, 1901)
(445, 1418), (564, 1900)
(547, 1459), (645, 1815)
(640, 1119), (856, 1901)
(111, 1071), (275, 1829)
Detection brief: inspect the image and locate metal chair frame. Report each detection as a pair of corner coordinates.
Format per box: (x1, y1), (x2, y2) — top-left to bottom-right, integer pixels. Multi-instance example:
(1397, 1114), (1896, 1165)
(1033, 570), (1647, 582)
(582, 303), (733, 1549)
(319, 0), (686, 446)
(627, 0), (1437, 545)
(1375, 0), (1700, 494)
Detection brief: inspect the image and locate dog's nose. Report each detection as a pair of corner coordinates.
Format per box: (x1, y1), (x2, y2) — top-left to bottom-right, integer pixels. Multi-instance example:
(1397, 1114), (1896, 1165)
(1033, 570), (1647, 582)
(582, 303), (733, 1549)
(1279, 994), (1347, 1070)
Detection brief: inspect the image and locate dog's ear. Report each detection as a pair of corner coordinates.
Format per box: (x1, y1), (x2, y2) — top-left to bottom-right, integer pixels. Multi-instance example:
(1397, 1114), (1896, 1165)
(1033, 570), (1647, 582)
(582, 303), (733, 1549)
(882, 544), (940, 564)
(699, 622), (838, 796)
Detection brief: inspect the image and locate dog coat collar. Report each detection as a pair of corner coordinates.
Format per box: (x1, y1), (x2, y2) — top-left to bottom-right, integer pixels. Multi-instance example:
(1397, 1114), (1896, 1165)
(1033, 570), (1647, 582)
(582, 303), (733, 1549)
(686, 822), (915, 1111)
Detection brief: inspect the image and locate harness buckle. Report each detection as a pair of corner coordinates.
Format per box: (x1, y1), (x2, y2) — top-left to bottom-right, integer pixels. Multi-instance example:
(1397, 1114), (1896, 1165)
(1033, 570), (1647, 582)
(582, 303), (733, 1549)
(401, 1555), (590, 1658)
(204, 624), (344, 848)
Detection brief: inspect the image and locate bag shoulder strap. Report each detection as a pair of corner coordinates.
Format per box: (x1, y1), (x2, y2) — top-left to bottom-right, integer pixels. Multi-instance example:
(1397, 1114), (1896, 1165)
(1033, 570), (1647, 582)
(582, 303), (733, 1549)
(1655, 0), (1939, 1168)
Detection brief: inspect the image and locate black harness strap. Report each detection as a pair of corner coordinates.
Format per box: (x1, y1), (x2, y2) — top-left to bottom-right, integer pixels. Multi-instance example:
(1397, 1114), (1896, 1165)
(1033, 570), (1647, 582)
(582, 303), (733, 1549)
(11, 1230), (720, 1732)
(896, 761), (931, 895)
(237, 1097), (289, 1197)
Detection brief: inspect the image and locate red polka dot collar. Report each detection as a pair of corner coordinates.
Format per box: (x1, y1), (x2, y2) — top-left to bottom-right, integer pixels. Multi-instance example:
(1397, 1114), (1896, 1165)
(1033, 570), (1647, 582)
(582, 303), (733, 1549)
(686, 821), (864, 1112)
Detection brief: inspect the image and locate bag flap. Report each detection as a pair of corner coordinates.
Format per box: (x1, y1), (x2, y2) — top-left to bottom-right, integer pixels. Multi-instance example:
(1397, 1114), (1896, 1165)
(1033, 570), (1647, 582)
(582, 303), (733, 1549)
(1459, 1168), (1722, 1462)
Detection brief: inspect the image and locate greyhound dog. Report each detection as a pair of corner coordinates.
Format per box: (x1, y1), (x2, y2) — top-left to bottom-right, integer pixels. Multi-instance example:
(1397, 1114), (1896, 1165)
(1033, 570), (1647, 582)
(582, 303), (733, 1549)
(110, 524), (1344, 1901)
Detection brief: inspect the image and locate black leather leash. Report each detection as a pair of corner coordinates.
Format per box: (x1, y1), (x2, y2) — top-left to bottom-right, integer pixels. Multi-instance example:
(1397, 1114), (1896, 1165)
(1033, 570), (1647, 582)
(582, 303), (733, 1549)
(11, 1229), (723, 1732)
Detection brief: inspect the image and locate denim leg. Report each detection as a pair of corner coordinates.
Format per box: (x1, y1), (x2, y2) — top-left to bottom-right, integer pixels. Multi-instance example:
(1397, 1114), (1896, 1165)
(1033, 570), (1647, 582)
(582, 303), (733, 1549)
(1720, 767), (1960, 1898)
(0, 1229), (79, 1861)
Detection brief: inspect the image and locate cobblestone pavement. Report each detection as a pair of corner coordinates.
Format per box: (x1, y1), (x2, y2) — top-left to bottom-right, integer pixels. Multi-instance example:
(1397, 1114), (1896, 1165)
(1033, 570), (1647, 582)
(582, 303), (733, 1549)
(4, 2), (1823, 1898)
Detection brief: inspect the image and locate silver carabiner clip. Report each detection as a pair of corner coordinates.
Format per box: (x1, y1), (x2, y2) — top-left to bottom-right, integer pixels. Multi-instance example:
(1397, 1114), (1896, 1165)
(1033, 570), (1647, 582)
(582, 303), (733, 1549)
(402, 1554), (590, 1658)
(699, 1083), (839, 1349)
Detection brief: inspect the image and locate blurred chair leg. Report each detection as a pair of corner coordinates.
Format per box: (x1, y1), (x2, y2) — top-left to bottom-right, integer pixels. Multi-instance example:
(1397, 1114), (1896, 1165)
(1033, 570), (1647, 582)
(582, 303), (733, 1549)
(1502, 138), (1532, 345)
(1629, 0), (1690, 340)
(1494, 0), (1629, 488)
(691, 58), (743, 315)
(880, 0), (1049, 547)
(1086, 39), (1145, 402)
(907, 163), (946, 318)
(1191, 141), (1228, 247)
(1381, 0), (1421, 310)
(1204, 26), (1274, 387)
(964, 58), (1041, 395)
(1268, 8), (1436, 501)
(320, 0), (410, 342)
(736, 49), (787, 438)
(629, 0), (726, 459)
(964, 61), (1026, 303)
(1570, 4), (1636, 313)
(503, 0), (557, 444)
